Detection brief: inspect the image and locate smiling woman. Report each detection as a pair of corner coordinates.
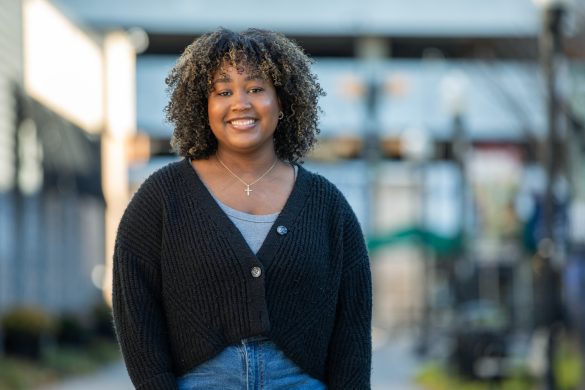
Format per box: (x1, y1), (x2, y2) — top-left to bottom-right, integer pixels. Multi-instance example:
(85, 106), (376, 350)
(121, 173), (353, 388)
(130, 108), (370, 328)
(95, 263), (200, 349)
(165, 28), (324, 162)
(112, 27), (372, 390)
(207, 67), (281, 158)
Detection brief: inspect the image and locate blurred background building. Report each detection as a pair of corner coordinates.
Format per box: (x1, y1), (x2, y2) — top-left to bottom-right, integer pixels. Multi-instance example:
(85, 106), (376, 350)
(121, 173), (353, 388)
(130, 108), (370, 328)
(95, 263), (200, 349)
(0, 0), (145, 315)
(1, 0), (585, 388)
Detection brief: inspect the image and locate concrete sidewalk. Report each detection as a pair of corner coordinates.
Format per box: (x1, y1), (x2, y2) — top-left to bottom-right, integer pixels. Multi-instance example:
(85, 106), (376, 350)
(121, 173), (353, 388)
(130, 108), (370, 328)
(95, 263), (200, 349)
(38, 362), (132, 390)
(372, 330), (425, 390)
(39, 331), (424, 389)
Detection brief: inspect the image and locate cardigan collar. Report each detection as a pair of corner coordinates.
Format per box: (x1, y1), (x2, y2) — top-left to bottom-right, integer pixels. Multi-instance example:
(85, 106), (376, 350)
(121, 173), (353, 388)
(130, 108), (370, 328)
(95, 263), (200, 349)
(178, 157), (313, 271)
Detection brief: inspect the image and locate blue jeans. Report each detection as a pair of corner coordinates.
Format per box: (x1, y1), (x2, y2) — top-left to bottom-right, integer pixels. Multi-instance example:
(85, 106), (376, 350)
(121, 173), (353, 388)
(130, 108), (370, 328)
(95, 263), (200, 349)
(176, 336), (326, 389)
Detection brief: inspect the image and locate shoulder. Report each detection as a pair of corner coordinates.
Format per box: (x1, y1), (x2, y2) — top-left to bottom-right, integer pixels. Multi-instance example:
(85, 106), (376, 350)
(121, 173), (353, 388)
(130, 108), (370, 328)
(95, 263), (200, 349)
(125, 158), (192, 211)
(115, 159), (186, 253)
(133, 158), (187, 196)
(120, 159), (186, 224)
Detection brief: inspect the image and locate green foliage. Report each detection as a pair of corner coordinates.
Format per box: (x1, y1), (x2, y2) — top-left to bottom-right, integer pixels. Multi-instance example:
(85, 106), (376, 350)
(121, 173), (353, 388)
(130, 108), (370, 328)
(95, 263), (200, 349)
(554, 336), (583, 390)
(1, 307), (56, 335)
(416, 362), (536, 390)
(0, 358), (56, 390)
(43, 341), (121, 376)
(0, 303), (121, 389)
(417, 330), (585, 390)
(0, 341), (121, 389)
(86, 340), (122, 362)
(2, 307), (57, 360)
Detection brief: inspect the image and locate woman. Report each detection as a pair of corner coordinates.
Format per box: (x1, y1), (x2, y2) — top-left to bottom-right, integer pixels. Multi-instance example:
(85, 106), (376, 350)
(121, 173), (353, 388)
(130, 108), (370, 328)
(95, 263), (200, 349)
(112, 27), (372, 389)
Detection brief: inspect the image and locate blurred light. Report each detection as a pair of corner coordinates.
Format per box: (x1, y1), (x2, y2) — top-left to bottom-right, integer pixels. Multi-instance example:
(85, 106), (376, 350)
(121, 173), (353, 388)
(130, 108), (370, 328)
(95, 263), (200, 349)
(384, 73), (410, 97)
(102, 30), (136, 200)
(126, 133), (151, 164)
(440, 70), (469, 116)
(401, 126), (432, 161)
(310, 137), (363, 161)
(372, 326), (388, 351)
(355, 37), (389, 59)
(17, 119), (43, 195)
(104, 31), (136, 139)
(91, 264), (105, 290)
(23, 0), (104, 133)
(338, 74), (365, 98)
(332, 136), (363, 158)
(380, 137), (402, 158)
(127, 27), (149, 54)
(532, 0), (572, 9)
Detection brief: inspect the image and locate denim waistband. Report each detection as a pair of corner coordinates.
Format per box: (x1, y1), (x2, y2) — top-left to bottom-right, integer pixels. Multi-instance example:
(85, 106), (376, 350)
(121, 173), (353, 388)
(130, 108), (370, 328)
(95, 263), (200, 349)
(176, 335), (326, 389)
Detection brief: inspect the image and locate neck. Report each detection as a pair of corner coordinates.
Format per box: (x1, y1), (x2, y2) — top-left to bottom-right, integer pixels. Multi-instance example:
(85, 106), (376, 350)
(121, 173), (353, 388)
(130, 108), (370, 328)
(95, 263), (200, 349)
(215, 149), (278, 175)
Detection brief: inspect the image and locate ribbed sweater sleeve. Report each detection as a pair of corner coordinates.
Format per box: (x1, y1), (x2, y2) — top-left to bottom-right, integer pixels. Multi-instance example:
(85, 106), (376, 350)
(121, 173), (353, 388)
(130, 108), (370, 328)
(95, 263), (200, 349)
(112, 175), (177, 390)
(326, 197), (372, 389)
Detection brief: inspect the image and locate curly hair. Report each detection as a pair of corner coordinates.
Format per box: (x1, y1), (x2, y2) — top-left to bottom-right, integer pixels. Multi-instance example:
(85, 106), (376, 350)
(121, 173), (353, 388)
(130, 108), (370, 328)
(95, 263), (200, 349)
(164, 27), (325, 162)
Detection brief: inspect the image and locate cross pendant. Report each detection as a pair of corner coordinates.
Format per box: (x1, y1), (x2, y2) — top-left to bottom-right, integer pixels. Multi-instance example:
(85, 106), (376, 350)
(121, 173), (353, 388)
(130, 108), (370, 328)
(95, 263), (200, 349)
(244, 185), (252, 196)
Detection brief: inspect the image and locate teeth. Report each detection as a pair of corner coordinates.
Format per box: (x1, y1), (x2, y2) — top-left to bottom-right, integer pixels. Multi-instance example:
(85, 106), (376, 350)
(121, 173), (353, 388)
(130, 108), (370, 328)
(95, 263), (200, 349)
(230, 119), (255, 126)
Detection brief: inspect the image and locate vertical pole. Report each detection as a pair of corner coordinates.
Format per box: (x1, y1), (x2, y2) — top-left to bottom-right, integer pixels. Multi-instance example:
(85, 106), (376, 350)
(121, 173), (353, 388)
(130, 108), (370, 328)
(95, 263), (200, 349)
(452, 114), (467, 253)
(416, 160), (431, 355)
(356, 37), (387, 236)
(363, 77), (380, 237)
(539, 5), (565, 390)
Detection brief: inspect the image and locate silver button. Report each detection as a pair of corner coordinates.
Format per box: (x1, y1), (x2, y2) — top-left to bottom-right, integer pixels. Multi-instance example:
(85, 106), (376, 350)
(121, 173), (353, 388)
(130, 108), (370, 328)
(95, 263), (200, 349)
(251, 266), (262, 278)
(276, 225), (288, 235)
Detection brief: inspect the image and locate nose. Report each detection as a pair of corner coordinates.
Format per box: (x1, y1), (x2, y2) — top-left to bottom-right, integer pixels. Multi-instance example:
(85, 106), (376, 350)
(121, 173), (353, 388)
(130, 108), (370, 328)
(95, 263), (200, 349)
(231, 90), (252, 111)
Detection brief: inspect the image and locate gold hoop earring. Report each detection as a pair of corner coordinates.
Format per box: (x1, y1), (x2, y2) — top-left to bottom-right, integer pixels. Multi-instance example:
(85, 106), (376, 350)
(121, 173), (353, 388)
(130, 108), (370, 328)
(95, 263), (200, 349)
(278, 111), (284, 120)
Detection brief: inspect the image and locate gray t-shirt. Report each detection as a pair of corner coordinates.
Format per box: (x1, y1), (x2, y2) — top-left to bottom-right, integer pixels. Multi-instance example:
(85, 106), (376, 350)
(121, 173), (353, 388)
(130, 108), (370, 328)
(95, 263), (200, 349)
(214, 199), (279, 254)
(211, 165), (297, 254)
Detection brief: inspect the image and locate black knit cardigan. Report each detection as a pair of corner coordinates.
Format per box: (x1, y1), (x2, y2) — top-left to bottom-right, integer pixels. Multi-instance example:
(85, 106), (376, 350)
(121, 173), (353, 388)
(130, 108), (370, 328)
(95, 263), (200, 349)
(112, 158), (372, 389)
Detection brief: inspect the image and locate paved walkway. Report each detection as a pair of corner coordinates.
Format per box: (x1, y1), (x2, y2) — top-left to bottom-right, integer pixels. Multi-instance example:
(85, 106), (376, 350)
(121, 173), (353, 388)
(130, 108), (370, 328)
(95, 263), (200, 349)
(39, 330), (424, 390)
(372, 330), (425, 390)
(38, 362), (132, 390)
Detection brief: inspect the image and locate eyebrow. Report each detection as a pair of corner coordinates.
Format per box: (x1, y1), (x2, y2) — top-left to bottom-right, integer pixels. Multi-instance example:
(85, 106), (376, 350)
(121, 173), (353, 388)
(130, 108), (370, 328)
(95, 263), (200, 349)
(212, 74), (265, 86)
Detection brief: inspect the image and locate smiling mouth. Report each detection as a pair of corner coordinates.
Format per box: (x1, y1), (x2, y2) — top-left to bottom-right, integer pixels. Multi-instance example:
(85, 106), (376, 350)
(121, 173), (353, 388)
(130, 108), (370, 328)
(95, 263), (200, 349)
(229, 119), (257, 128)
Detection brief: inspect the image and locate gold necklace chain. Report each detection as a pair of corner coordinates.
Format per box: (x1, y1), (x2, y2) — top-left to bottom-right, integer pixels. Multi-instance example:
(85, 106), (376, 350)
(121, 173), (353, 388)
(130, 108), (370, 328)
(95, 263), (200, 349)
(216, 155), (278, 196)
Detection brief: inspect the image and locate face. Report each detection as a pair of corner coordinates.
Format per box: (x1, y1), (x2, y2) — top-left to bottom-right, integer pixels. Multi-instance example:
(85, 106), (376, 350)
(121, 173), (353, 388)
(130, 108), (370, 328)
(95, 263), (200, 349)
(208, 65), (281, 156)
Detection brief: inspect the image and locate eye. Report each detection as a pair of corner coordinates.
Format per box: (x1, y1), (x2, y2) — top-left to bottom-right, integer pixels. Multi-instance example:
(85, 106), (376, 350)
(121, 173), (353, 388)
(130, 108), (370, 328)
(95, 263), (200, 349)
(249, 87), (264, 94)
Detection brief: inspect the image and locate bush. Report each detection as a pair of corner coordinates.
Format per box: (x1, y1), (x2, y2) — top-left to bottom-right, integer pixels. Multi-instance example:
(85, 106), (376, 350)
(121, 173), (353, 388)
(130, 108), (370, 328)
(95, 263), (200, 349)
(56, 314), (91, 346)
(2, 307), (56, 360)
(0, 340), (122, 389)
